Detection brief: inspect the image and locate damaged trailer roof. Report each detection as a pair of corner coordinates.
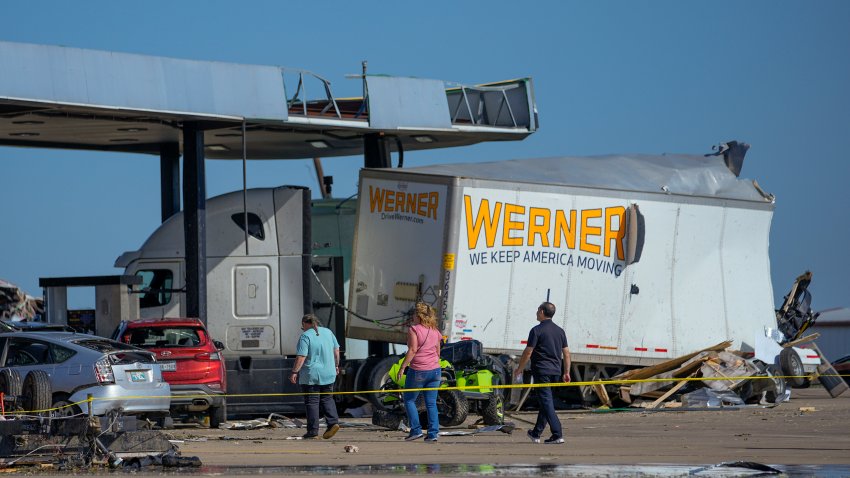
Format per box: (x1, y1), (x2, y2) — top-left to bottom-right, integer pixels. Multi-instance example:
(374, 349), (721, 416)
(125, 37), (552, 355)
(398, 153), (773, 204)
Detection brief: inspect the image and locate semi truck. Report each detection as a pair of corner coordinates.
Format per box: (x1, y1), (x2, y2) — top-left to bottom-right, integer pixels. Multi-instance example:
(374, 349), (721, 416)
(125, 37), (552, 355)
(113, 143), (818, 416)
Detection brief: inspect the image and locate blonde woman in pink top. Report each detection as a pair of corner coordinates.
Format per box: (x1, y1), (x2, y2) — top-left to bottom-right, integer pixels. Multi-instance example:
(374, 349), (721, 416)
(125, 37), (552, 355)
(396, 302), (441, 442)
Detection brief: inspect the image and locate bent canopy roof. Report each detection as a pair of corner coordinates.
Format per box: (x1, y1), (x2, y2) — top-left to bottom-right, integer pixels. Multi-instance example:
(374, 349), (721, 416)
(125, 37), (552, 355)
(0, 41), (537, 159)
(398, 153), (773, 203)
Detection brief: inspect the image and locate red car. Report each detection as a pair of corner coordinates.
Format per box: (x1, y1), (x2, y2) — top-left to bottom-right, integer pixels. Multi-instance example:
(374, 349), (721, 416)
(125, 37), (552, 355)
(113, 318), (227, 427)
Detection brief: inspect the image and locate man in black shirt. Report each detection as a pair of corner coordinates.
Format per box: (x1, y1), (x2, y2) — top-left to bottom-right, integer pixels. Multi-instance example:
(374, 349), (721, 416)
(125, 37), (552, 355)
(513, 302), (570, 444)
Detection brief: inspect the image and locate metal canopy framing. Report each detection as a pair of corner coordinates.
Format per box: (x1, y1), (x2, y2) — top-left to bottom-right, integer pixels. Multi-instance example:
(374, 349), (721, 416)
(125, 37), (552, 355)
(0, 41), (537, 159)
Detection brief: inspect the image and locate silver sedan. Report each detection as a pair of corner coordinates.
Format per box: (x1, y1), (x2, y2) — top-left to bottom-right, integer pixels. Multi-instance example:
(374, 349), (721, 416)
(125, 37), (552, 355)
(0, 331), (170, 416)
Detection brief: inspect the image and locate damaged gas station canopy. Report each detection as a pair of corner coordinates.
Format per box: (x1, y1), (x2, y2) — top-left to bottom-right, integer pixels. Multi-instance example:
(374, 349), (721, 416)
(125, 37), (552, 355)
(0, 279), (43, 321)
(0, 40), (537, 160)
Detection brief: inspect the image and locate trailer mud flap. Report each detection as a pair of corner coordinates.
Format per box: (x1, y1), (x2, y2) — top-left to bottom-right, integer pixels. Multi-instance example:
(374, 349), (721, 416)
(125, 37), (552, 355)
(626, 204), (645, 265)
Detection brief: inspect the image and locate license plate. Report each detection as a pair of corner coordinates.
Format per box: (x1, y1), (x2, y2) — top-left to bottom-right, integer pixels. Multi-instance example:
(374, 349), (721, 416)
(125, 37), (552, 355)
(159, 361), (177, 372)
(128, 371), (148, 382)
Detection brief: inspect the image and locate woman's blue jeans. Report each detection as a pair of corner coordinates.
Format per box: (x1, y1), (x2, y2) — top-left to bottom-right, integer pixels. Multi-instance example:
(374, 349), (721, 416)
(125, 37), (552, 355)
(403, 367), (441, 439)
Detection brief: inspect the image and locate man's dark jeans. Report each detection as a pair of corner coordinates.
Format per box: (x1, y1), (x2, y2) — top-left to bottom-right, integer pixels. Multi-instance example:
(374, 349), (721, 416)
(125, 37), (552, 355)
(531, 373), (563, 439)
(302, 383), (339, 436)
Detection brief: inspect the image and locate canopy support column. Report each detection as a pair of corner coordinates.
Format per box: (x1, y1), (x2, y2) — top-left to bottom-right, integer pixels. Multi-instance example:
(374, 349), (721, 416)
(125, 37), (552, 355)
(182, 123), (207, 324)
(159, 142), (181, 222)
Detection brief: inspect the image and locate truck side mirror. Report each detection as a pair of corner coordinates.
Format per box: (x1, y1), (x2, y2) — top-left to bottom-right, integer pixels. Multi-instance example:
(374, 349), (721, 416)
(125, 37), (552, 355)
(213, 340), (225, 351)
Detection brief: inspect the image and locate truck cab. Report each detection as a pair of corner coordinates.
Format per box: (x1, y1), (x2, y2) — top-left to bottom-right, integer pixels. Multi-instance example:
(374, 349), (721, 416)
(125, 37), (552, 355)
(115, 186), (355, 415)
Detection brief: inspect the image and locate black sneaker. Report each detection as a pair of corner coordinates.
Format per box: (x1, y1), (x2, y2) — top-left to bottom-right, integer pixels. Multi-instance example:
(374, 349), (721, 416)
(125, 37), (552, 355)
(544, 436), (564, 444)
(404, 433), (424, 441)
(301, 433), (319, 440)
(527, 430), (541, 444)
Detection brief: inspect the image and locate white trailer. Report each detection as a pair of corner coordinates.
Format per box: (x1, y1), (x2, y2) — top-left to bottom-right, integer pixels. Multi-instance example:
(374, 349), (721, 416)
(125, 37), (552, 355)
(113, 147), (820, 415)
(347, 152), (784, 382)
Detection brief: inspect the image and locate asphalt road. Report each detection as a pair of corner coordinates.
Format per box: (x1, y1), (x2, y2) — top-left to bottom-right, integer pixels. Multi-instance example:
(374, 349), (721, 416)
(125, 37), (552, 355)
(166, 387), (849, 471)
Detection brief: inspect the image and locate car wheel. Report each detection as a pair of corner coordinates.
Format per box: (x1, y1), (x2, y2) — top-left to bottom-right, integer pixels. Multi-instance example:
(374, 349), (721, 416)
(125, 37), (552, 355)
(22, 370), (52, 414)
(780, 348), (808, 388)
(0, 369), (22, 405)
(51, 399), (82, 417)
(209, 405), (225, 429)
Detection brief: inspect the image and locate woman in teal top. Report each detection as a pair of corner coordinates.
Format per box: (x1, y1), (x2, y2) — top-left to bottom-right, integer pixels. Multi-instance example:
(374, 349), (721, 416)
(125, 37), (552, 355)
(289, 314), (341, 439)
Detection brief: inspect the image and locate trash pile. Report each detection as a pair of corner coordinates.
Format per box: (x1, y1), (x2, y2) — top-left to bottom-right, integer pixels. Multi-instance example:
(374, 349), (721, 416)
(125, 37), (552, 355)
(0, 415), (199, 471)
(606, 341), (785, 409)
(0, 279), (43, 321)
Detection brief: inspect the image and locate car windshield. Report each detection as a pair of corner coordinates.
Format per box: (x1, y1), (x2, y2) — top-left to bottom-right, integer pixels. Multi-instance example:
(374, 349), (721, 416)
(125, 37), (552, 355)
(125, 327), (203, 348)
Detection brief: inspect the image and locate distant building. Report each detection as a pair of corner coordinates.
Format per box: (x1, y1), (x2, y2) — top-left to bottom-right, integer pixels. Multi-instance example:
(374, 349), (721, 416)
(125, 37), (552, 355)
(811, 308), (850, 361)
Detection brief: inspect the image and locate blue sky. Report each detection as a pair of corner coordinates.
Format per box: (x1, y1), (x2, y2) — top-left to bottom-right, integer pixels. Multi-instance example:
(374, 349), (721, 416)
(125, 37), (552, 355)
(1, 1), (848, 311)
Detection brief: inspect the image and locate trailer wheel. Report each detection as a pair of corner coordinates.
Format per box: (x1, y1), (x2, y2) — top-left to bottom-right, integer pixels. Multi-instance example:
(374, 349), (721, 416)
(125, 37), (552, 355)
(366, 355), (402, 411)
(764, 365), (787, 404)
(22, 370), (51, 414)
(780, 348), (808, 388)
(0, 369), (22, 404)
(435, 389), (469, 427)
(481, 394), (504, 425)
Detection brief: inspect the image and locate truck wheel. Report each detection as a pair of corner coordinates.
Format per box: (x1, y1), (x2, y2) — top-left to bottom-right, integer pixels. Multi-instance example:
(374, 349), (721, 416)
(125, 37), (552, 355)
(436, 389), (469, 427)
(481, 394), (504, 425)
(780, 348), (808, 388)
(22, 370), (51, 414)
(0, 369), (22, 404)
(367, 355), (402, 411)
(209, 405), (225, 429)
(764, 365), (787, 404)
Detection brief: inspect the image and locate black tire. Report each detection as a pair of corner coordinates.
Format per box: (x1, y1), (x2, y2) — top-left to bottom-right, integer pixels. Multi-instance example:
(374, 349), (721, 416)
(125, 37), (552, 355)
(372, 409), (404, 430)
(22, 370), (51, 414)
(51, 399), (82, 418)
(764, 365), (787, 404)
(780, 348), (808, 388)
(366, 355), (402, 411)
(435, 389), (469, 427)
(482, 394), (504, 425)
(209, 405), (225, 429)
(0, 369), (22, 402)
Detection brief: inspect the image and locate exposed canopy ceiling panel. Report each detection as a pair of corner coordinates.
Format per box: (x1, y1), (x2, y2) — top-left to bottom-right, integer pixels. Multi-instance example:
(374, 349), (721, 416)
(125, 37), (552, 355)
(0, 41), (538, 159)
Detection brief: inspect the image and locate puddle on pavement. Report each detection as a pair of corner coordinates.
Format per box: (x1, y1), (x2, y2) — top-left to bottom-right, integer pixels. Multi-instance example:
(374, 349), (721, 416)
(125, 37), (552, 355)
(135, 463), (850, 477)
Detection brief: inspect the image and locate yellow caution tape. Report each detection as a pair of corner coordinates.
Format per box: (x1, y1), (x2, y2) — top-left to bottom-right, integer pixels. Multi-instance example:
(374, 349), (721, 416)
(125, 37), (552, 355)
(6, 373), (848, 415)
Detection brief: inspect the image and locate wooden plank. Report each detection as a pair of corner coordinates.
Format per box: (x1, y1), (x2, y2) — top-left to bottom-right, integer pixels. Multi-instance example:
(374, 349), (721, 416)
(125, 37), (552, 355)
(592, 382), (611, 407)
(629, 355), (710, 397)
(647, 372), (695, 409)
(783, 333), (820, 349)
(614, 341), (733, 382)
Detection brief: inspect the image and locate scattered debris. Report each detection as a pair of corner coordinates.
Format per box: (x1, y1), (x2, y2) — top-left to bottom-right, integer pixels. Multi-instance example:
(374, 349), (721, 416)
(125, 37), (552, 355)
(222, 413), (303, 430)
(438, 423), (515, 436)
(0, 415), (199, 470)
(681, 388), (744, 408)
(343, 445), (359, 453)
(0, 279), (43, 321)
(344, 403), (373, 418)
(798, 407), (817, 413)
